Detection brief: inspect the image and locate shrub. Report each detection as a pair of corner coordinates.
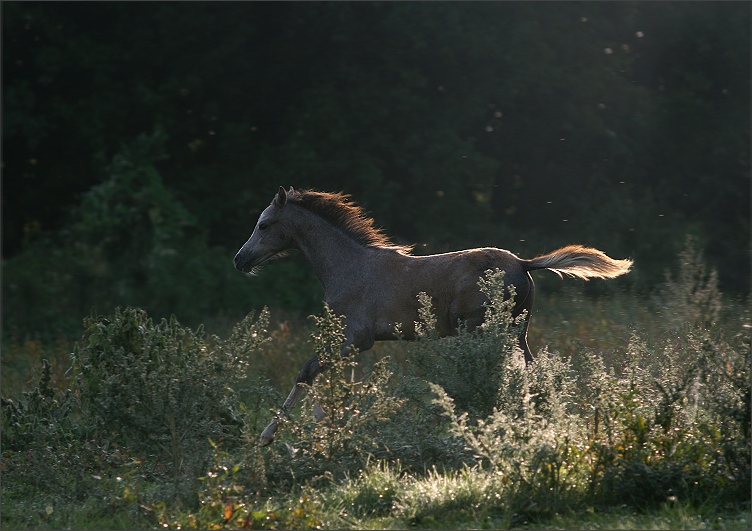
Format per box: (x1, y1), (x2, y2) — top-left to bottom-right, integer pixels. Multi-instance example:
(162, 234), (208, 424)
(1, 359), (76, 452)
(657, 235), (722, 331)
(2, 305), (284, 528)
(416, 257), (750, 516)
(265, 304), (407, 486)
(402, 268), (527, 420)
(71, 306), (271, 482)
(431, 350), (586, 514)
(580, 332), (749, 507)
(1, 358), (147, 528)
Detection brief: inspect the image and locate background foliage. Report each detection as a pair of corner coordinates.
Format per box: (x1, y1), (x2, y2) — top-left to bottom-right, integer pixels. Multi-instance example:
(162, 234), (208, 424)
(2, 1), (749, 342)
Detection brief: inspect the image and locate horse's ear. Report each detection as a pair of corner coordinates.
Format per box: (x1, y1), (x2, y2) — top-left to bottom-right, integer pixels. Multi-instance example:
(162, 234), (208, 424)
(274, 186), (287, 207)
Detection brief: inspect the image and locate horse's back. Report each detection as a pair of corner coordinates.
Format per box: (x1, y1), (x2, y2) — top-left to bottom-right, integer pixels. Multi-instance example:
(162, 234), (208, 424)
(453, 247), (528, 285)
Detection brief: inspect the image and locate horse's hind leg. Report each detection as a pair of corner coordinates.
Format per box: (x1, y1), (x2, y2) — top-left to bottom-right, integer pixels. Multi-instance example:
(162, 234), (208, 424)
(515, 272), (535, 365)
(518, 318), (534, 365)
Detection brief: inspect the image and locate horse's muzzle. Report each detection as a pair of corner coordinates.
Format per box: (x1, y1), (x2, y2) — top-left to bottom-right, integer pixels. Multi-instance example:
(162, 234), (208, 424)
(235, 249), (275, 273)
(234, 252), (253, 272)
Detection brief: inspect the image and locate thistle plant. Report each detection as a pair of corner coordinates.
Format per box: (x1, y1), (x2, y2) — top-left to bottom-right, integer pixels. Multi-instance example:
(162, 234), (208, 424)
(405, 269), (527, 420)
(271, 304), (406, 485)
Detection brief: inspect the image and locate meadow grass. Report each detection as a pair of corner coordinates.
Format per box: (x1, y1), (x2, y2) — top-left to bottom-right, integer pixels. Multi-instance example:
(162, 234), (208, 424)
(2, 241), (749, 530)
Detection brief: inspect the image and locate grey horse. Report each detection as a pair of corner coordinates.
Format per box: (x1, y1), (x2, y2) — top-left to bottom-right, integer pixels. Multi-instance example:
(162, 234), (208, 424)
(234, 187), (632, 445)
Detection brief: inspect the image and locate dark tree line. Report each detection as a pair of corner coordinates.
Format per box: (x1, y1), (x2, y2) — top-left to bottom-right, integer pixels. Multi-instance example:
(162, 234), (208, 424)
(2, 1), (749, 337)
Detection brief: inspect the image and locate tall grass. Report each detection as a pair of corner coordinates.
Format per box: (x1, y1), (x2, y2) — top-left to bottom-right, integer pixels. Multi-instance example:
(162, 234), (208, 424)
(1, 239), (749, 529)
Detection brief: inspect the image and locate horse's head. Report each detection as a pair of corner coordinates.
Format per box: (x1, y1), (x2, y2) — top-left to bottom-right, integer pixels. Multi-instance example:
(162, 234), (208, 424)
(234, 186), (295, 274)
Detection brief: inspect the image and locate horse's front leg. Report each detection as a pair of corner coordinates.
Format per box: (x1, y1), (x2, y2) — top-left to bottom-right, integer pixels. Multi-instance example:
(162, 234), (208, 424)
(260, 355), (323, 446)
(260, 326), (370, 446)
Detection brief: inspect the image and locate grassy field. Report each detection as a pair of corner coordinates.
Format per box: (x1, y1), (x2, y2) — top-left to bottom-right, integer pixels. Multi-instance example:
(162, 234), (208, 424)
(2, 244), (750, 530)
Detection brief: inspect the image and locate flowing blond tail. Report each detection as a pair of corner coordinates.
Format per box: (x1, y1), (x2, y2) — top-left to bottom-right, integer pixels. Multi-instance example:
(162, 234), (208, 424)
(523, 244), (633, 280)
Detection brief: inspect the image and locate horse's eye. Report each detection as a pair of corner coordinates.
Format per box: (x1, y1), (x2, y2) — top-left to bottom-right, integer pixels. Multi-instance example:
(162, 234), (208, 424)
(258, 222), (269, 231)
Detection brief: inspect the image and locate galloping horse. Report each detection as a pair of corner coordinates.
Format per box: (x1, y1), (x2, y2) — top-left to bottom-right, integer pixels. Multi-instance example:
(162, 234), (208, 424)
(235, 187), (632, 445)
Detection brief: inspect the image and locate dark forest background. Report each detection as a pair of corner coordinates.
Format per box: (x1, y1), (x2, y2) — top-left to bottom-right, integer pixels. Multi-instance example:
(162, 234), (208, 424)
(3, 1), (749, 340)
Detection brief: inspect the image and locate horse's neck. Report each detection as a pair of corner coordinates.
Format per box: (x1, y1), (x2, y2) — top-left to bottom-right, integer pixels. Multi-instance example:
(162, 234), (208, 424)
(291, 209), (373, 292)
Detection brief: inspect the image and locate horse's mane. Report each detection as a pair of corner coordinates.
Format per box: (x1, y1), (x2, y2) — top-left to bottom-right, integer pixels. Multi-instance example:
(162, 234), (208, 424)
(287, 189), (413, 255)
